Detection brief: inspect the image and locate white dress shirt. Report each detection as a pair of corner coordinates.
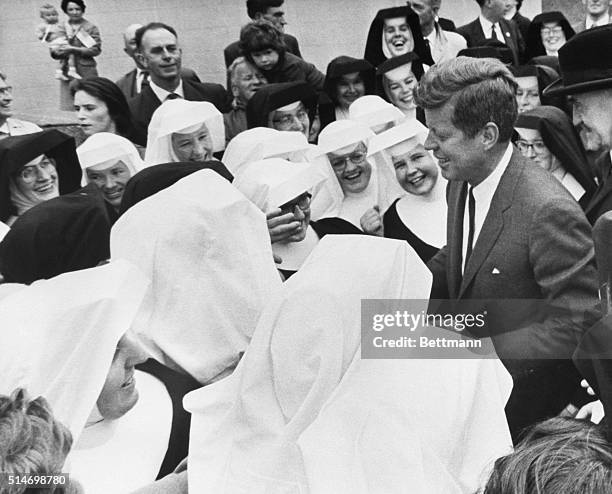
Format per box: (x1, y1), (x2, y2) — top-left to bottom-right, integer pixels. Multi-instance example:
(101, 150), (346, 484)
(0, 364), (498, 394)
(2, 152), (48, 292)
(462, 143), (513, 272)
(0, 118), (42, 139)
(150, 79), (185, 103)
(135, 67), (148, 94)
(479, 15), (506, 44)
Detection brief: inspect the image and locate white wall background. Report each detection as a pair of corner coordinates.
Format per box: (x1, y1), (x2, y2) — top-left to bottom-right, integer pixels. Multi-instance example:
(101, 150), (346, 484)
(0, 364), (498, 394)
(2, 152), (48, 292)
(0, 0), (541, 123)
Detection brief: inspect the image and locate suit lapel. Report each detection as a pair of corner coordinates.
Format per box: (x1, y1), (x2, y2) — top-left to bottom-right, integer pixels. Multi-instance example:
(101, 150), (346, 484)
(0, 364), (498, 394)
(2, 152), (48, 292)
(500, 20), (520, 65)
(458, 152), (521, 298)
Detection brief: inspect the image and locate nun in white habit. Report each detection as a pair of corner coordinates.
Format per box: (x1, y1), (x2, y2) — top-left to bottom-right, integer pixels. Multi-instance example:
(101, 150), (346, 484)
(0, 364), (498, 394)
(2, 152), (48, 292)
(233, 157), (326, 277)
(111, 169), (283, 385)
(221, 127), (311, 178)
(348, 94), (405, 134)
(0, 260), (175, 493)
(308, 119), (404, 235)
(76, 132), (147, 212)
(368, 119), (447, 263)
(144, 100), (225, 166)
(184, 235), (513, 493)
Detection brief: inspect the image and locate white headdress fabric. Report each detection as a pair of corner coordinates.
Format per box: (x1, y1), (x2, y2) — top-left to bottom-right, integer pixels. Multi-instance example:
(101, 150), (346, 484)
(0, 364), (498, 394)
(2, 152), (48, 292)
(110, 169), (282, 384)
(0, 260), (149, 441)
(348, 95), (405, 131)
(77, 132), (146, 186)
(222, 127), (311, 177)
(233, 158), (327, 212)
(184, 235), (512, 493)
(144, 100), (225, 165)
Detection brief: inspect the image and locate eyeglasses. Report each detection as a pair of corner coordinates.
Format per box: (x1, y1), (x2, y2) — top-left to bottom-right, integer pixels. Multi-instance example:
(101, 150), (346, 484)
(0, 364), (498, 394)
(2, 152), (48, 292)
(329, 148), (368, 171)
(516, 140), (547, 154)
(280, 193), (311, 213)
(16, 158), (56, 183)
(540, 27), (564, 36)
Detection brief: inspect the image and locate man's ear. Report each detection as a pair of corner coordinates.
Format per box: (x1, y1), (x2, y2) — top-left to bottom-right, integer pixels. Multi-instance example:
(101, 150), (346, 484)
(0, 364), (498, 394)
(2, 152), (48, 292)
(481, 122), (500, 151)
(253, 12), (263, 21)
(231, 83), (239, 99)
(135, 51), (147, 68)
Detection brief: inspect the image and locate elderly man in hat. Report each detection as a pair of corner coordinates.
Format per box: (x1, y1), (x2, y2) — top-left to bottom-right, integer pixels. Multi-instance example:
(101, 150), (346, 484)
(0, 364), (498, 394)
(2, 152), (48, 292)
(544, 24), (612, 224)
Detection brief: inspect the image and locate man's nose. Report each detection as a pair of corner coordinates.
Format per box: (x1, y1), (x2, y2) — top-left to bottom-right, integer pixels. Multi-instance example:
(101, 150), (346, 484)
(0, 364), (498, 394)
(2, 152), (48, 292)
(104, 174), (116, 189)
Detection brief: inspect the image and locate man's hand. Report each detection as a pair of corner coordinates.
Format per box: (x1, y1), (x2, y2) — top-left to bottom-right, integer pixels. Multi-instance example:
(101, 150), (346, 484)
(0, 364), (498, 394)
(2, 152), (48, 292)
(266, 208), (302, 243)
(576, 400), (605, 424)
(360, 206), (384, 237)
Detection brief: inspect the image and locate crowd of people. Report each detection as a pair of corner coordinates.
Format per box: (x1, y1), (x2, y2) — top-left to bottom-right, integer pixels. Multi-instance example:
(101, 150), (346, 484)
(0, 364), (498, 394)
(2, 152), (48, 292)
(3, 0), (612, 492)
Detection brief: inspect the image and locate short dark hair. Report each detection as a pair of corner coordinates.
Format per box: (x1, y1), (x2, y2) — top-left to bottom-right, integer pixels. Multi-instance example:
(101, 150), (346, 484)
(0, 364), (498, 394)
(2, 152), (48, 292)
(134, 22), (178, 50)
(70, 77), (134, 138)
(413, 56), (518, 142)
(239, 20), (286, 60)
(246, 0), (284, 19)
(60, 0), (86, 14)
(0, 389), (73, 480)
(484, 418), (612, 493)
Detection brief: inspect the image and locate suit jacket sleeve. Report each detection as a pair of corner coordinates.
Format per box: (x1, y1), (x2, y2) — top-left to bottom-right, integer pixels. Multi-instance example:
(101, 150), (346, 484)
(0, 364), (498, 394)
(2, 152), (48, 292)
(303, 61), (325, 92)
(427, 244), (450, 300)
(286, 35), (302, 58)
(493, 197), (599, 361)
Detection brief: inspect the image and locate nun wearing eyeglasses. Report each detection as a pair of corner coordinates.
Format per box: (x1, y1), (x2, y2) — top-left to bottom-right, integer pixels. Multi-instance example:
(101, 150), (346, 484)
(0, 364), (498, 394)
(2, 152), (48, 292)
(0, 260), (181, 493)
(367, 119), (447, 264)
(184, 235), (513, 494)
(514, 106), (597, 205)
(111, 169), (282, 385)
(309, 119), (404, 236)
(77, 132), (147, 216)
(0, 129), (81, 226)
(144, 99), (225, 166)
(348, 94), (405, 135)
(234, 158), (326, 278)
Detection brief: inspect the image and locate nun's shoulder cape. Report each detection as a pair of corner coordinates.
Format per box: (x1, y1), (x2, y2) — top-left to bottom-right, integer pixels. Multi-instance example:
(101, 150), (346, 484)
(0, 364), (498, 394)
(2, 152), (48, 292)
(184, 235), (513, 493)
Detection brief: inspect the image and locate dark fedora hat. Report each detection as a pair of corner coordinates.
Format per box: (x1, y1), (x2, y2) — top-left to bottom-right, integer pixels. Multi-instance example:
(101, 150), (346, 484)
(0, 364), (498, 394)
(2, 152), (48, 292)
(544, 24), (612, 97)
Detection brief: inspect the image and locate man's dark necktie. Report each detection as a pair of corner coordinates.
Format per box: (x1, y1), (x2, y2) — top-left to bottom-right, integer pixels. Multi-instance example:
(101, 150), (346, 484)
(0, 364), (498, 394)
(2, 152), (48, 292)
(166, 93), (180, 100)
(140, 71), (150, 91)
(491, 24), (499, 41)
(465, 186), (476, 266)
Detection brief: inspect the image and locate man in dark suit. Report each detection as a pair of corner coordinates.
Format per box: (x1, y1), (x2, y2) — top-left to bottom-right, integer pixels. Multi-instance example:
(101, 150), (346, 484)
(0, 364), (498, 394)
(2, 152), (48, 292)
(128, 22), (231, 147)
(572, 0), (612, 33)
(544, 25), (612, 225)
(115, 23), (200, 101)
(224, 0), (302, 69)
(503, 0), (530, 42)
(414, 56), (599, 441)
(457, 0), (524, 66)
(431, 0), (457, 32)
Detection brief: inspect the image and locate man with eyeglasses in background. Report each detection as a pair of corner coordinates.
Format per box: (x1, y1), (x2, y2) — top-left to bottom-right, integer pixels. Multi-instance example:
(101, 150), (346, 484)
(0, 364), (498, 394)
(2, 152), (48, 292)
(0, 72), (41, 139)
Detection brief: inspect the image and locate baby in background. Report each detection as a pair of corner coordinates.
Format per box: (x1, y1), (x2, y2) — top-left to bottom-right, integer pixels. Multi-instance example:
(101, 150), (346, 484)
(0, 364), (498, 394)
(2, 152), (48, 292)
(35, 3), (80, 81)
